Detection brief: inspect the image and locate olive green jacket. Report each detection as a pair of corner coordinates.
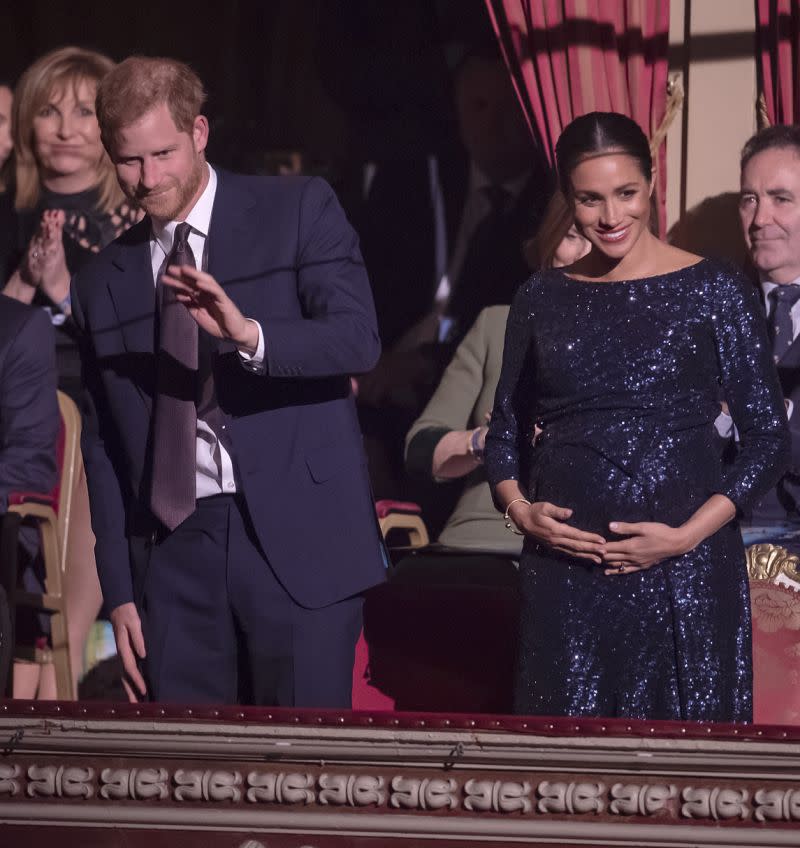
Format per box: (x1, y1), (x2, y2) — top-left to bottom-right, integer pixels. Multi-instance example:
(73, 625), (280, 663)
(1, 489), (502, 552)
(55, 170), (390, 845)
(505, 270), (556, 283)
(405, 305), (522, 555)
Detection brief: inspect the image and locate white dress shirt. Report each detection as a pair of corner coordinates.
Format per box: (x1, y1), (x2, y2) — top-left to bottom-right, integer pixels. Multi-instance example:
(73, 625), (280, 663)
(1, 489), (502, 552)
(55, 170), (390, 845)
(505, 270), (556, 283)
(715, 277), (798, 439)
(149, 163), (265, 498)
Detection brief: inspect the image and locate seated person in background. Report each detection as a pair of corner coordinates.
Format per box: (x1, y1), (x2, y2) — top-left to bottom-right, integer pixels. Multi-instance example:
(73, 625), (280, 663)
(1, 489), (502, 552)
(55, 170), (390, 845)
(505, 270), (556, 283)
(0, 294), (59, 696)
(0, 294), (58, 510)
(403, 191), (589, 562)
(0, 80), (14, 284)
(354, 43), (552, 507)
(719, 125), (800, 552)
(2, 47), (139, 698)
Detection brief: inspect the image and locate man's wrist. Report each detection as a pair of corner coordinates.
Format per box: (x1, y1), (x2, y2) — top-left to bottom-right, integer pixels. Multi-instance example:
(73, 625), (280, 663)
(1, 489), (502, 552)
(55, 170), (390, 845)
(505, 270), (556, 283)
(234, 318), (260, 356)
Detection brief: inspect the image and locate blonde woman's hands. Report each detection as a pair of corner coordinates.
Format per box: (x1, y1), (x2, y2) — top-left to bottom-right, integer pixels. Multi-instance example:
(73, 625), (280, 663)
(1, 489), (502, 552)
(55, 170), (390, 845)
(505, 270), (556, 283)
(22, 210), (71, 307)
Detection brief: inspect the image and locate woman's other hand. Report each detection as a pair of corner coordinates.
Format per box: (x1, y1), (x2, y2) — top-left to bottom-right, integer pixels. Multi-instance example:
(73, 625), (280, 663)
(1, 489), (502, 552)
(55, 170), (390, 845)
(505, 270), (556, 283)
(601, 521), (692, 575)
(507, 500), (607, 564)
(22, 210), (71, 308)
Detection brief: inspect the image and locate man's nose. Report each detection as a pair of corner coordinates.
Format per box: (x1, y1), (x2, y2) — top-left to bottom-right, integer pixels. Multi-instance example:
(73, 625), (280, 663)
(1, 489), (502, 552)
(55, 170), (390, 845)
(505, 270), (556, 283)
(140, 160), (160, 189)
(751, 199), (771, 229)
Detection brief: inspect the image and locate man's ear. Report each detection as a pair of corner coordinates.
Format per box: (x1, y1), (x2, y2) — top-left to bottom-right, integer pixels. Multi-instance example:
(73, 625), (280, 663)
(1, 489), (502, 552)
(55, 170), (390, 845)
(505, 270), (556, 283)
(192, 115), (209, 154)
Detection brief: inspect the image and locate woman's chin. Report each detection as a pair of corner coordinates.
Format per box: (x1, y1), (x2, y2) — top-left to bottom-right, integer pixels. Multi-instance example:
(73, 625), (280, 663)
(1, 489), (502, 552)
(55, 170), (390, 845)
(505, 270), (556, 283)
(39, 158), (95, 183)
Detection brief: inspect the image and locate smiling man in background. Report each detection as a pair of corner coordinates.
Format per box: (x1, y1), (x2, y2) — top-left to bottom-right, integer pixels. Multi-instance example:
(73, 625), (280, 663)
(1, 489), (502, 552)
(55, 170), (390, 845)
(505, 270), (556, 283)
(719, 125), (800, 550)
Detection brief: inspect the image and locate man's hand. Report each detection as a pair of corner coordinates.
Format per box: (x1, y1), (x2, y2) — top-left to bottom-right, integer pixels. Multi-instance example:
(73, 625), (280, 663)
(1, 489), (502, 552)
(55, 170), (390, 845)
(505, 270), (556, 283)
(602, 521), (692, 575)
(109, 602), (147, 702)
(507, 500), (607, 564)
(161, 264), (259, 354)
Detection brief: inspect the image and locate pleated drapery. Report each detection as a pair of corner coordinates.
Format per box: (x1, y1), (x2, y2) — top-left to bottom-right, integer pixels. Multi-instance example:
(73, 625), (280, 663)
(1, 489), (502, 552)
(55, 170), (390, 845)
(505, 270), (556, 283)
(484, 0), (671, 233)
(756, 0), (800, 126)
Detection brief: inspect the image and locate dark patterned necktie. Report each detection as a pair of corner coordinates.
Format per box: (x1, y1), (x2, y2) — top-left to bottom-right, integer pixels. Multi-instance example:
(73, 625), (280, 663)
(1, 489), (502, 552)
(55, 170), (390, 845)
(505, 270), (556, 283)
(768, 284), (800, 362)
(150, 222), (198, 530)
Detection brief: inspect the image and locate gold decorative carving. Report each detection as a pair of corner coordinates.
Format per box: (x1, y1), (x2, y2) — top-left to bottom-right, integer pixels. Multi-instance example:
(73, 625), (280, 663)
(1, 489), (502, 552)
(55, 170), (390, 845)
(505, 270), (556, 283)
(746, 544), (800, 581)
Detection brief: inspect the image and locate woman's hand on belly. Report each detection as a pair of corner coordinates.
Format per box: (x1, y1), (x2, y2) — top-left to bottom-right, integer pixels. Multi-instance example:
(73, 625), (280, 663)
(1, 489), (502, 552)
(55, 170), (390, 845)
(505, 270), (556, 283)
(601, 494), (737, 575)
(601, 521), (690, 575)
(508, 500), (608, 564)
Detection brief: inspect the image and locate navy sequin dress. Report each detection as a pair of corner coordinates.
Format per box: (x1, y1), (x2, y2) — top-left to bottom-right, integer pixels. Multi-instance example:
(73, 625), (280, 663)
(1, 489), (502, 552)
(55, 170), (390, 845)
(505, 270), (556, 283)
(485, 259), (790, 722)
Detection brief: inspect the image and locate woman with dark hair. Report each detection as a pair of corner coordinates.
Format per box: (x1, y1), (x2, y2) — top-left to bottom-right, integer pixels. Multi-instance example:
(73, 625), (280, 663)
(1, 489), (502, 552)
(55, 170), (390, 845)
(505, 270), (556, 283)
(486, 111), (789, 722)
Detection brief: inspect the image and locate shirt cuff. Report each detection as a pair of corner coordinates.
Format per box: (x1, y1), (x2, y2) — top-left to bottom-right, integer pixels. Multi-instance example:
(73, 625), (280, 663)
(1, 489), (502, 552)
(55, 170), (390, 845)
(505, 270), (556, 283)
(237, 319), (266, 374)
(714, 411), (735, 440)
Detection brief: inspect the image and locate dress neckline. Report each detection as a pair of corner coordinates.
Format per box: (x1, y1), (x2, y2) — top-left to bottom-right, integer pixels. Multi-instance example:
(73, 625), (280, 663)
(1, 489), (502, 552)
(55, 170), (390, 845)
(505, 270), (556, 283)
(556, 256), (710, 286)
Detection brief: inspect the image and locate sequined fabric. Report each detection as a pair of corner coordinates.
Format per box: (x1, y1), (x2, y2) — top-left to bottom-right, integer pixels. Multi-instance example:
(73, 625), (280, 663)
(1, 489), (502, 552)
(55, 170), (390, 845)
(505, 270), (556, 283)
(485, 259), (790, 721)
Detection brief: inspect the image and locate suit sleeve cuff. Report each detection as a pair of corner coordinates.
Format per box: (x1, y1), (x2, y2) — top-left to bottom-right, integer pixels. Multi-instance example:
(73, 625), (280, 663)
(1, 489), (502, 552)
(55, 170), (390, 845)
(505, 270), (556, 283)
(237, 319), (266, 374)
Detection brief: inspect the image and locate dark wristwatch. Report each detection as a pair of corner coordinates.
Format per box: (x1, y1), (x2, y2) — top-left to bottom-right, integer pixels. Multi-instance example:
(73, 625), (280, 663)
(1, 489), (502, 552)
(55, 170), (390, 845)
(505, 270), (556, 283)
(469, 426), (485, 462)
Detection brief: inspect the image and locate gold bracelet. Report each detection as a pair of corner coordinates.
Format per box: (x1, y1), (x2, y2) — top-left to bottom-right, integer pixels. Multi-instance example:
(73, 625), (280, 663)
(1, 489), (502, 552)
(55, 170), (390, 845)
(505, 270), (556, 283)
(503, 497), (531, 535)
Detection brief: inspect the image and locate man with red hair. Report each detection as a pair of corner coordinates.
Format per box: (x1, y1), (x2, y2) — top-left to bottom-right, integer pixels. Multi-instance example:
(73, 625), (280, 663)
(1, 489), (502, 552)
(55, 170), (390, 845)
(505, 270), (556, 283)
(73, 56), (385, 707)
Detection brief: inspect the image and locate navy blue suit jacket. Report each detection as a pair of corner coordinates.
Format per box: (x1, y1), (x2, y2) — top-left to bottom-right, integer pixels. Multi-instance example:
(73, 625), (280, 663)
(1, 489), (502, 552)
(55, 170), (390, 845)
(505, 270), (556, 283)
(0, 295), (58, 512)
(72, 172), (385, 612)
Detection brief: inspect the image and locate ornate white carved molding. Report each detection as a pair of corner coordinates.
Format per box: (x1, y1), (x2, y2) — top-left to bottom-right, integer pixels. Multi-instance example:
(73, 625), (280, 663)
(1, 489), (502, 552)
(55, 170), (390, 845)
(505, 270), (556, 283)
(4, 708), (800, 845)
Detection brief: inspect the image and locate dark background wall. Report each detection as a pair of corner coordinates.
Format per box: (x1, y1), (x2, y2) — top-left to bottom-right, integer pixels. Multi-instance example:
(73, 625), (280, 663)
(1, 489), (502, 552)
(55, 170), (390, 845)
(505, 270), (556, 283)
(0, 0), (493, 187)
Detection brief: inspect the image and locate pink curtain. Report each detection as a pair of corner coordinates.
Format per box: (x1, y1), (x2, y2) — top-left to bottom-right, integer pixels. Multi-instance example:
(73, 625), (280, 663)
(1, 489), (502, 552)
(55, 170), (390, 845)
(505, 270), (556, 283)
(757, 0), (800, 126)
(484, 0), (670, 233)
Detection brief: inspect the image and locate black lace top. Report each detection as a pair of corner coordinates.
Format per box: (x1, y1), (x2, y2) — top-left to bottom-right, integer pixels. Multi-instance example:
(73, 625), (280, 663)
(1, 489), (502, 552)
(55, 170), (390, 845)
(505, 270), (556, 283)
(8, 187), (139, 399)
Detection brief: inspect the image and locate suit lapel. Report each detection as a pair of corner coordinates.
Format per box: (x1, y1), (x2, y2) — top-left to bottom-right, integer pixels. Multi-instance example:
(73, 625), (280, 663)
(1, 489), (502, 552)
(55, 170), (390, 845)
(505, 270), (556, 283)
(107, 220), (157, 412)
(207, 170), (257, 298)
(107, 220), (156, 350)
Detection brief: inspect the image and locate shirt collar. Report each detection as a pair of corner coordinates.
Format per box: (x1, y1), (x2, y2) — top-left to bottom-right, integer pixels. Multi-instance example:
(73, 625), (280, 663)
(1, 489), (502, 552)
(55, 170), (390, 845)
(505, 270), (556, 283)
(761, 276), (800, 300)
(151, 163), (217, 254)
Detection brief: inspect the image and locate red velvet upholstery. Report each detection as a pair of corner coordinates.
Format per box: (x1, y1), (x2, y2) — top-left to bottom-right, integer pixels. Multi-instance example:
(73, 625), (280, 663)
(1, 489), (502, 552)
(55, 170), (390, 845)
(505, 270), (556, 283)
(7, 492), (56, 508)
(751, 579), (800, 724)
(7, 412), (64, 513)
(374, 499), (422, 518)
(4, 697), (800, 740)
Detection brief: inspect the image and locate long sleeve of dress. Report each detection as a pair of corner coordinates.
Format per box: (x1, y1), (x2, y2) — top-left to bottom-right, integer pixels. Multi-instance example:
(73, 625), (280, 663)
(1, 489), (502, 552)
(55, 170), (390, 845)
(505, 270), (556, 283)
(712, 266), (790, 512)
(484, 276), (539, 492)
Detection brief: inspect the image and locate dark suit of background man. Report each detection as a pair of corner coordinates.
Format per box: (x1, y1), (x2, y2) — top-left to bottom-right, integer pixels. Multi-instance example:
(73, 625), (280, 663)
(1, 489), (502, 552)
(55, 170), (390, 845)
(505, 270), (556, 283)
(718, 125), (800, 553)
(72, 56), (385, 707)
(0, 295), (58, 694)
(0, 294), (58, 513)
